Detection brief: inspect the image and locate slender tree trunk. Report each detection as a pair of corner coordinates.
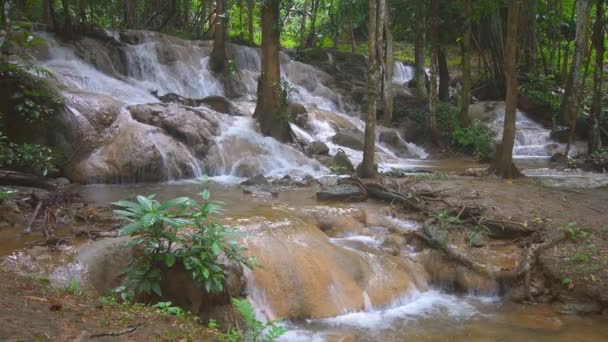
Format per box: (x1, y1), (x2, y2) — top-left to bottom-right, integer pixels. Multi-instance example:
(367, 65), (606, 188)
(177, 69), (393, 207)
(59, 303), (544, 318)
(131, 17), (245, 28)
(383, 4), (394, 125)
(349, 12), (357, 53)
(42, 0), (51, 26)
(247, 0), (254, 44)
(61, 0), (73, 39)
(428, 0), (439, 141)
(305, 0), (320, 47)
(559, 0), (591, 126)
(414, 4), (427, 99)
(0, 0), (10, 49)
(254, 0), (292, 142)
(459, 0), (472, 128)
(492, 0), (522, 179)
(210, 0), (228, 73)
(524, 0), (538, 70)
(124, 0), (138, 29)
(361, 0), (380, 178)
(588, 0), (604, 153)
(438, 47), (450, 102)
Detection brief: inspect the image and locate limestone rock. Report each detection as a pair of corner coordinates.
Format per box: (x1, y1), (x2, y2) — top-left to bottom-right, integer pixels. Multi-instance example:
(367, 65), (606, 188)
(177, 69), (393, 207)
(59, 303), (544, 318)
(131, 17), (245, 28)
(331, 129), (364, 151)
(307, 141), (330, 156)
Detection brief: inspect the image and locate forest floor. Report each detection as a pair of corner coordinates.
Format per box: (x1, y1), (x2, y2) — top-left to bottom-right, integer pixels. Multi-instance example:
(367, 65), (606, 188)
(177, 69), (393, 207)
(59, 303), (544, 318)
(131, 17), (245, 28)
(402, 174), (608, 312)
(0, 266), (215, 341)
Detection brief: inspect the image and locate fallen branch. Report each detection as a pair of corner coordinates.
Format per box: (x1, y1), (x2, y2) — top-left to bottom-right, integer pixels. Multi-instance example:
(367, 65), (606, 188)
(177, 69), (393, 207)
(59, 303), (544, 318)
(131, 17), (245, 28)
(90, 324), (141, 338)
(0, 170), (57, 190)
(366, 183), (426, 211)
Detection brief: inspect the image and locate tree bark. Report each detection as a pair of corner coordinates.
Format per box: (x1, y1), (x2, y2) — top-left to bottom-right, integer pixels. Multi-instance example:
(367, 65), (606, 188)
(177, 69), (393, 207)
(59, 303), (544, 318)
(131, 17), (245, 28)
(588, 0), (604, 153)
(414, 4), (427, 99)
(559, 0), (591, 125)
(524, 0), (538, 70)
(459, 0), (472, 128)
(61, 0), (73, 39)
(382, 4), (394, 125)
(305, 0), (320, 47)
(492, 0), (522, 179)
(0, 0), (9, 49)
(438, 46), (450, 102)
(124, 0), (138, 29)
(247, 0), (254, 44)
(210, 0), (227, 73)
(349, 12), (357, 53)
(41, 0), (52, 26)
(428, 0), (439, 141)
(254, 0), (293, 142)
(361, 0), (380, 178)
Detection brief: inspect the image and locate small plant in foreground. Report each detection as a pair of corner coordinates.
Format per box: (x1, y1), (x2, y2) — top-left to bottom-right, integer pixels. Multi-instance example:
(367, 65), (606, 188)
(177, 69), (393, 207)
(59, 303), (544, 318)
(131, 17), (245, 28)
(562, 222), (589, 240)
(232, 298), (286, 342)
(152, 301), (186, 317)
(0, 188), (16, 203)
(113, 186), (255, 301)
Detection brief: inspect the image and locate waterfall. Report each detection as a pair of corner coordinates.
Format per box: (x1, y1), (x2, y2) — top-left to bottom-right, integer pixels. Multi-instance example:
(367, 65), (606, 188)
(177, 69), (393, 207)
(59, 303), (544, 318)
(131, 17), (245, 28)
(393, 62), (415, 85)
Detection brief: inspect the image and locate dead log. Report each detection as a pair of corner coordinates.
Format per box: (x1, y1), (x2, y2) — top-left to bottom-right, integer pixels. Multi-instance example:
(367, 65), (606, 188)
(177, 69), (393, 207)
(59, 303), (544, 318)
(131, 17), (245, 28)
(477, 218), (536, 238)
(0, 170), (57, 190)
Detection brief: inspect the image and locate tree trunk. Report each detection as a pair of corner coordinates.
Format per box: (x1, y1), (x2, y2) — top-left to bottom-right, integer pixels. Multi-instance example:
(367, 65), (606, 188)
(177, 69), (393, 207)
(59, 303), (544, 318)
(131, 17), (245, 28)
(459, 0), (472, 128)
(361, 0), (380, 178)
(42, 0), (51, 26)
(438, 47), (450, 102)
(0, 0), (10, 49)
(383, 5), (394, 125)
(349, 12), (357, 53)
(524, 0), (538, 70)
(414, 4), (427, 99)
(559, 0), (591, 125)
(61, 0), (73, 39)
(588, 0), (604, 153)
(124, 0), (138, 29)
(428, 0), (439, 141)
(247, 0), (254, 44)
(492, 0), (522, 179)
(210, 0), (227, 73)
(305, 0), (320, 47)
(254, 0), (293, 142)
(300, 0), (309, 46)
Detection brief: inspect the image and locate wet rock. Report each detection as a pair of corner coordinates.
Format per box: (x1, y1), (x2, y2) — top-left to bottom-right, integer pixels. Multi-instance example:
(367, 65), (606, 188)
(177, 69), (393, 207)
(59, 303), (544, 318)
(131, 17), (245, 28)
(550, 127), (570, 143)
(287, 103), (307, 120)
(550, 153), (568, 167)
(331, 150), (355, 174)
(242, 221), (422, 319)
(317, 175), (339, 187)
(129, 102), (220, 156)
(241, 174), (269, 186)
(558, 301), (603, 315)
(378, 129), (415, 158)
(307, 141), (330, 156)
(199, 95), (243, 116)
(316, 184), (367, 202)
(331, 129), (364, 151)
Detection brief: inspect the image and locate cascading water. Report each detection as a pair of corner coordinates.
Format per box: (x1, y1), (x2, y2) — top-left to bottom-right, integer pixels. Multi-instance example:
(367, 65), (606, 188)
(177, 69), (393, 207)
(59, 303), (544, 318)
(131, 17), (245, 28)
(393, 62), (415, 86)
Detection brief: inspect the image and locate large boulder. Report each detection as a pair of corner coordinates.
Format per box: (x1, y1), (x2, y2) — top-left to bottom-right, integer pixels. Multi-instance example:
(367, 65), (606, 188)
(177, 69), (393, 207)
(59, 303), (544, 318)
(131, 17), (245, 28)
(331, 129), (365, 151)
(331, 150), (355, 174)
(128, 102), (221, 157)
(199, 95), (243, 116)
(307, 141), (330, 155)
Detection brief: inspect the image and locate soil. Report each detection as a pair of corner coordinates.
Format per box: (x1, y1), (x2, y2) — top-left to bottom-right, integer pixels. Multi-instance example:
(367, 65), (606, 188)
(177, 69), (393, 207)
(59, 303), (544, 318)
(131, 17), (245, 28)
(0, 268), (215, 341)
(398, 174), (608, 312)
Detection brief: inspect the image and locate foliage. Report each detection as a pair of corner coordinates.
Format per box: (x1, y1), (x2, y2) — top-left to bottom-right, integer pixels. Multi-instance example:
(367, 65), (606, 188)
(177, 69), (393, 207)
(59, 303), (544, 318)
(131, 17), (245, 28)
(519, 72), (561, 114)
(113, 187), (255, 301)
(562, 222), (590, 240)
(232, 298), (286, 342)
(0, 132), (57, 175)
(152, 301), (187, 317)
(452, 119), (496, 161)
(66, 279), (84, 296)
(0, 188), (16, 203)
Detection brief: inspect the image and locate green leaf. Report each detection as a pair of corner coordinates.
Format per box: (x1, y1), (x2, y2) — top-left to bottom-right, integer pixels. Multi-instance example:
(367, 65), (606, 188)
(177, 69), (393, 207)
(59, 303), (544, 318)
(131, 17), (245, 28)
(152, 282), (163, 297)
(211, 242), (221, 255)
(119, 221), (143, 235)
(200, 189), (211, 201)
(165, 254), (176, 267)
(141, 213), (156, 227)
(137, 195), (154, 211)
(159, 197), (191, 210)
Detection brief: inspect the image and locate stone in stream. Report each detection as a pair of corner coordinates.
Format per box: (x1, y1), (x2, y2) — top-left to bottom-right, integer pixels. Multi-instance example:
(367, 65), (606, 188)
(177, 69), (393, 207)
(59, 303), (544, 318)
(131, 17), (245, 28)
(331, 129), (365, 151)
(316, 183), (367, 202)
(0, 200), (24, 229)
(331, 150), (355, 174)
(378, 128), (416, 158)
(307, 141), (330, 156)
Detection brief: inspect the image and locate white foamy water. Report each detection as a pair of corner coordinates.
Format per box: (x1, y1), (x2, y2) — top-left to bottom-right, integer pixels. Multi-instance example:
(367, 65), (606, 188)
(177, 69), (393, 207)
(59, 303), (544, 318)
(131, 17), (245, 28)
(393, 62), (415, 85)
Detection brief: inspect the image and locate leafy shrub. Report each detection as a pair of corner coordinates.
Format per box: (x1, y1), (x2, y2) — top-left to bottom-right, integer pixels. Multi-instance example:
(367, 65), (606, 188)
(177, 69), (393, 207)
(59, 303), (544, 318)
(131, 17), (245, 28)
(519, 72), (561, 113)
(232, 298), (286, 342)
(0, 188), (17, 203)
(0, 132), (57, 175)
(113, 188), (255, 301)
(452, 120), (496, 161)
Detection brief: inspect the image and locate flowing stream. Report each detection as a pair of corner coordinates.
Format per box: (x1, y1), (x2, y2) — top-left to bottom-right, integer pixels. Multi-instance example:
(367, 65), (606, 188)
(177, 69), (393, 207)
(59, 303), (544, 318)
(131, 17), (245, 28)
(8, 31), (607, 341)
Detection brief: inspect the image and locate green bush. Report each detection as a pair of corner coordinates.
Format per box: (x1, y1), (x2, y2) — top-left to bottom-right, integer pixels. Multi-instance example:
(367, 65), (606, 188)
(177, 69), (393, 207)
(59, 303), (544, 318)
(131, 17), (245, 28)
(519, 71), (561, 113)
(113, 188), (255, 301)
(0, 132), (57, 175)
(452, 120), (496, 161)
